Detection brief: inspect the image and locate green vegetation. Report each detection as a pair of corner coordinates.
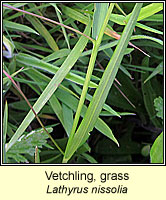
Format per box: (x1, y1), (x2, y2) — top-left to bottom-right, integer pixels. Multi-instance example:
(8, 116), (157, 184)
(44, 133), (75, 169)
(3, 3), (163, 164)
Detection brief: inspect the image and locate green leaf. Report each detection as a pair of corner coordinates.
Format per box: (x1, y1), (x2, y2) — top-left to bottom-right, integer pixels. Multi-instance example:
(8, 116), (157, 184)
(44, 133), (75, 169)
(110, 14), (126, 25)
(131, 35), (163, 46)
(3, 19), (39, 35)
(141, 57), (162, 127)
(6, 20), (91, 152)
(70, 83), (120, 117)
(55, 89), (118, 143)
(154, 96), (163, 120)
(136, 22), (163, 35)
(50, 3), (62, 14)
(51, 3), (70, 49)
(6, 3), (28, 8)
(81, 153), (98, 163)
(137, 3), (163, 21)
(25, 15), (59, 51)
(16, 53), (97, 88)
(7, 127), (53, 163)
(68, 4), (115, 150)
(125, 3), (163, 22)
(150, 132), (163, 163)
(61, 5), (89, 25)
(63, 3), (143, 163)
(3, 101), (8, 163)
(62, 103), (73, 136)
(42, 49), (71, 62)
(144, 62), (163, 83)
(35, 146), (40, 163)
(92, 3), (108, 39)
(141, 14), (163, 22)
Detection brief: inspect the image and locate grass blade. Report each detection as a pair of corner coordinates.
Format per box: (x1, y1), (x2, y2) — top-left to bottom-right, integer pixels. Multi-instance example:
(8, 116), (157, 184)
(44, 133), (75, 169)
(3, 101), (8, 163)
(92, 3), (108, 39)
(3, 69), (64, 154)
(141, 58), (162, 128)
(131, 35), (163, 46)
(63, 3), (143, 163)
(25, 15), (59, 51)
(6, 20), (91, 152)
(125, 3), (163, 22)
(35, 146), (40, 163)
(69, 3), (115, 143)
(51, 3), (70, 49)
(144, 61), (163, 83)
(24, 68), (117, 141)
(16, 53), (98, 88)
(3, 19), (39, 35)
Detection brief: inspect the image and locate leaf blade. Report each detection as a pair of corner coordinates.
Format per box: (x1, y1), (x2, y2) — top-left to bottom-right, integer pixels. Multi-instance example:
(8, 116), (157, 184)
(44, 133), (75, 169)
(63, 3), (143, 162)
(6, 20), (91, 151)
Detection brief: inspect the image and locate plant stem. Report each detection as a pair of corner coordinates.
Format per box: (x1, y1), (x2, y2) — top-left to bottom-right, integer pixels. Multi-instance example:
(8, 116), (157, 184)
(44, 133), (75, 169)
(63, 3), (115, 163)
(3, 4), (95, 43)
(3, 69), (64, 155)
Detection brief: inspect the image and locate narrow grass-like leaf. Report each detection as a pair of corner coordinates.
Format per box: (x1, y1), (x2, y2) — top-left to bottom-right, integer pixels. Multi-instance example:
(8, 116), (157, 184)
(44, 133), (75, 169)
(42, 49), (71, 62)
(92, 3), (108, 39)
(81, 153), (98, 163)
(3, 101), (8, 163)
(141, 14), (163, 22)
(51, 3), (70, 49)
(5, 3), (28, 8)
(141, 57), (162, 128)
(3, 67), (24, 85)
(6, 21), (91, 151)
(131, 35), (163, 46)
(35, 146), (40, 163)
(137, 3), (163, 21)
(110, 14), (126, 25)
(68, 4), (115, 145)
(16, 68), (66, 132)
(3, 4), (94, 43)
(63, 3), (143, 163)
(3, 69), (63, 154)
(136, 22), (163, 35)
(61, 4), (160, 55)
(115, 3), (127, 16)
(14, 43), (45, 59)
(25, 15), (59, 51)
(5, 4), (51, 21)
(125, 3), (163, 22)
(55, 89), (118, 143)
(14, 41), (53, 53)
(109, 14), (162, 35)
(70, 83), (120, 117)
(61, 4), (89, 25)
(144, 61), (163, 83)
(62, 104), (73, 136)
(3, 19), (39, 35)
(41, 40), (119, 61)
(25, 68), (66, 131)
(124, 64), (162, 75)
(16, 53), (98, 88)
(24, 69), (118, 142)
(120, 65), (133, 79)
